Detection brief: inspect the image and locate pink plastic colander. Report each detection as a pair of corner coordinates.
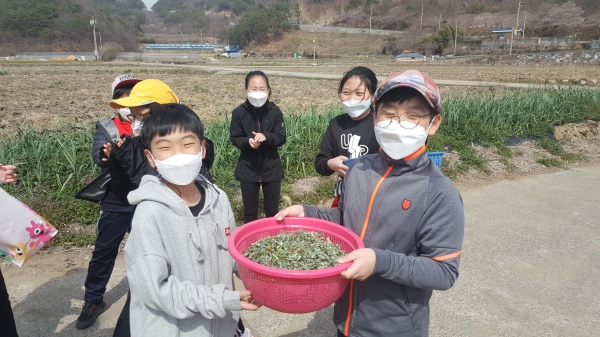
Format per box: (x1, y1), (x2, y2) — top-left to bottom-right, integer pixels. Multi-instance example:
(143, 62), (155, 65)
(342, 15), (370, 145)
(228, 217), (364, 314)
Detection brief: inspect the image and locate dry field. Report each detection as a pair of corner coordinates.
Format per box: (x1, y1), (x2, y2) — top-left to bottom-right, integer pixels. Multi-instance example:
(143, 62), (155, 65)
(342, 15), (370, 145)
(1, 60), (599, 133)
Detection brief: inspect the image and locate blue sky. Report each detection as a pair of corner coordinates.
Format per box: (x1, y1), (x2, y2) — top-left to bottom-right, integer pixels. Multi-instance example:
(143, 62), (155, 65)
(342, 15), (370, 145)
(141, 0), (158, 10)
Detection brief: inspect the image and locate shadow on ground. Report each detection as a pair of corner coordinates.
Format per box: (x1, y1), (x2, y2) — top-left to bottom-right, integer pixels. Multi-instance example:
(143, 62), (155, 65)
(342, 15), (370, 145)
(11, 268), (128, 337)
(278, 306), (336, 337)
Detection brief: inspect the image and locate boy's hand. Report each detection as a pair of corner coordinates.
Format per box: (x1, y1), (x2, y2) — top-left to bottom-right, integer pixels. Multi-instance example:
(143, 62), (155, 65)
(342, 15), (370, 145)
(338, 248), (376, 281)
(239, 290), (261, 311)
(275, 205), (305, 221)
(117, 137), (126, 147)
(252, 132), (266, 143)
(0, 164), (18, 183)
(249, 138), (260, 149)
(101, 143), (113, 162)
(327, 156), (349, 177)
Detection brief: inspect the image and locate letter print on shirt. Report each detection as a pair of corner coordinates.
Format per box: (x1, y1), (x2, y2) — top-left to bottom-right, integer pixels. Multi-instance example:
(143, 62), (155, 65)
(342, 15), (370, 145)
(341, 134), (369, 159)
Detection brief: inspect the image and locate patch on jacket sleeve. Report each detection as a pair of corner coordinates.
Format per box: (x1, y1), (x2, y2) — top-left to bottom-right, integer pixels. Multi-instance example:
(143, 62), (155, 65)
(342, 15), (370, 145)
(402, 199), (412, 210)
(225, 227), (231, 236)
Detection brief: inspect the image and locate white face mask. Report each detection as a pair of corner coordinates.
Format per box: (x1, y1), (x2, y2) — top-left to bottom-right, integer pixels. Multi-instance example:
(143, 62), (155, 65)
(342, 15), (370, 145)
(247, 91), (268, 108)
(132, 120), (143, 134)
(151, 151), (203, 186)
(341, 99), (372, 118)
(374, 120), (433, 160)
(118, 108), (131, 121)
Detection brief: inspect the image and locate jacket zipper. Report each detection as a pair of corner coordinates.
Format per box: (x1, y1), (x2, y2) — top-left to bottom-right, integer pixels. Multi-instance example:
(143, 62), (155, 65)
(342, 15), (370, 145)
(343, 163), (394, 336)
(256, 108), (262, 183)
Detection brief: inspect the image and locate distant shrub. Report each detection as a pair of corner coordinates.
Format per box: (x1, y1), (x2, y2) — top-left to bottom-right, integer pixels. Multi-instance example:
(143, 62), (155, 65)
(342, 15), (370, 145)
(138, 37), (155, 44)
(100, 43), (123, 61)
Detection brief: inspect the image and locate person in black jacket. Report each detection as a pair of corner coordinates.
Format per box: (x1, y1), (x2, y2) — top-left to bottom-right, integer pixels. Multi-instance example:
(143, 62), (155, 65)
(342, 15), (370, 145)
(104, 79), (218, 337)
(76, 74), (142, 331)
(230, 71), (287, 224)
(103, 80), (216, 205)
(314, 67), (380, 207)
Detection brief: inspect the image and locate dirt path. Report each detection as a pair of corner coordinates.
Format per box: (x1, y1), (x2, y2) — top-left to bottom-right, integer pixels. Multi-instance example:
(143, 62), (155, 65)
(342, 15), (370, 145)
(138, 62), (559, 89)
(2, 162), (600, 336)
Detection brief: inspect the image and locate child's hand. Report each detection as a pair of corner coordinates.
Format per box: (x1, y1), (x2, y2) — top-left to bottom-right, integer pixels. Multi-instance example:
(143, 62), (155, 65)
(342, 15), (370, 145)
(275, 205), (305, 221)
(0, 164), (18, 183)
(101, 143), (113, 162)
(249, 138), (260, 149)
(239, 290), (261, 311)
(327, 156), (349, 177)
(338, 248), (376, 281)
(252, 131), (266, 143)
(117, 137), (126, 147)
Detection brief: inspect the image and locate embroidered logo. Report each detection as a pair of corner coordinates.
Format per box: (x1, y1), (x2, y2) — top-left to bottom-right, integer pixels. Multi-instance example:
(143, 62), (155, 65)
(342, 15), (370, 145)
(402, 199), (412, 210)
(224, 227), (231, 236)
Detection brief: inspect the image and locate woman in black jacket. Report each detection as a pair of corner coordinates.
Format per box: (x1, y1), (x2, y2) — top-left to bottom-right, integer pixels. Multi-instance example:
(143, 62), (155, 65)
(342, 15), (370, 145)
(230, 71), (287, 223)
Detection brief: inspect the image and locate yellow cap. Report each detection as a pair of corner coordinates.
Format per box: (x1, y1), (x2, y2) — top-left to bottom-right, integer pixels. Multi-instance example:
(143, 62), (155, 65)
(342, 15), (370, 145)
(109, 79), (179, 108)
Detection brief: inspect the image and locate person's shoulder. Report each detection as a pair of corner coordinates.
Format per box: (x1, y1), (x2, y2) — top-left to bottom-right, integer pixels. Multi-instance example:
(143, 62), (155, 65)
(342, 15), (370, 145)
(130, 200), (161, 225)
(331, 113), (350, 124)
(232, 103), (247, 115)
(427, 174), (461, 199)
(210, 183), (230, 202)
(95, 118), (114, 129)
(326, 114), (352, 131)
(204, 182), (234, 213)
(267, 101), (282, 112)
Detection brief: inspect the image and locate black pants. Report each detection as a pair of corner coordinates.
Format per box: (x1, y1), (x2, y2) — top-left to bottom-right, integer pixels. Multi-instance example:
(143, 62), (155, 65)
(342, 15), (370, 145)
(84, 210), (132, 304)
(0, 268), (18, 337)
(240, 181), (281, 224)
(113, 291), (130, 337)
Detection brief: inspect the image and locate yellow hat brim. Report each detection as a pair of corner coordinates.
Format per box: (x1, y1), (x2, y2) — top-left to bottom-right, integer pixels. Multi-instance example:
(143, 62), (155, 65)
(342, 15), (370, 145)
(109, 96), (155, 109)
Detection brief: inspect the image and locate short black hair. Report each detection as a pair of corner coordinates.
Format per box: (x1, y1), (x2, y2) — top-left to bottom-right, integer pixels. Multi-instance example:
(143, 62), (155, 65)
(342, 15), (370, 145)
(245, 70), (270, 91)
(112, 84), (136, 100)
(338, 66), (378, 96)
(140, 104), (204, 150)
(375, 87), (439, 117)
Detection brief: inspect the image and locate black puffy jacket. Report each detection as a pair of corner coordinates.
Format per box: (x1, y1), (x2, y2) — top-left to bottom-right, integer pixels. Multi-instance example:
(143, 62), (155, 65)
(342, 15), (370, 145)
(229, 100), (287, 183)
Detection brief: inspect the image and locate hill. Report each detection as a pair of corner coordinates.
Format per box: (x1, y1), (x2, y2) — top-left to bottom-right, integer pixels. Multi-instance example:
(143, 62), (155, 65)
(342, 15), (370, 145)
(145, 0), (599, 50)
(0, 0), (146, 55)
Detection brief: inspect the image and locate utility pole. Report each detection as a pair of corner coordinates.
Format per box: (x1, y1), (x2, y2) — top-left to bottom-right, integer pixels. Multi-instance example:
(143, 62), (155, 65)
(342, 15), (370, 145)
(509, 0), (521, 55)
(369, 5), (372, 34)
(313, 32), (316, 62)
(454, 21), (458, 56)
(523, 8), (527, 40)
(201, 30), (203, 55)
(420, 3), (424, 32)
(439, 13), (441, 31)
(99, 30), (102, 49)
(90, 20), (98, 61)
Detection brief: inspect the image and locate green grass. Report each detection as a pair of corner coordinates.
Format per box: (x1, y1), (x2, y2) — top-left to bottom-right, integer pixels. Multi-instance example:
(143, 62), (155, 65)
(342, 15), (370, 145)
(1, 87), (599, 246)
(537, 158), (562, 167)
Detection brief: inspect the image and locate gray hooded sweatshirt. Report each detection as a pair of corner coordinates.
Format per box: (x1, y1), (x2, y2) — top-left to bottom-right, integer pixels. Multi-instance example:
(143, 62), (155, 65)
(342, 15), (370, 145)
(124, 175), (241, 337)
(303, 150), (464, 337)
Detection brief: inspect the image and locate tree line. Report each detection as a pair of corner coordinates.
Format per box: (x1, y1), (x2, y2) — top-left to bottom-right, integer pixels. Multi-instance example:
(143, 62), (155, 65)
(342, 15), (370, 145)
(0, 0), (145, 54)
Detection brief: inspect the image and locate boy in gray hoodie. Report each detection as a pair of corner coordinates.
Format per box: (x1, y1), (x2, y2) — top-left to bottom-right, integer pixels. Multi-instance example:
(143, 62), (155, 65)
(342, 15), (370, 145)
(277, 70), (464, 337)
(124, 104), (260, 337)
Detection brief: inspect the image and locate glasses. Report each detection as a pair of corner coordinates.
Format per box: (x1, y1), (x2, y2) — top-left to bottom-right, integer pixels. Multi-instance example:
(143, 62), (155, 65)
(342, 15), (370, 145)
(376, 110), (433, 129)
(128, 109), (151, 121)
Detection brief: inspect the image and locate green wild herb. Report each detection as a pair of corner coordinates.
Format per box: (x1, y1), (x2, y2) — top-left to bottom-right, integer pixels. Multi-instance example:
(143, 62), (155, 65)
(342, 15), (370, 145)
(243, 230), (345, 270)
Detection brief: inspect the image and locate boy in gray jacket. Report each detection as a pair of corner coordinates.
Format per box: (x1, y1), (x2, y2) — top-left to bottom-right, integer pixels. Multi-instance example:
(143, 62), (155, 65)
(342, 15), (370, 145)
(277, 70), (464, 337)
(124, 104), (260, 337)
